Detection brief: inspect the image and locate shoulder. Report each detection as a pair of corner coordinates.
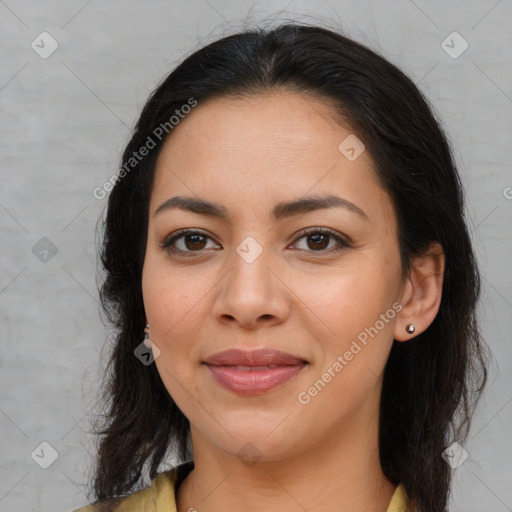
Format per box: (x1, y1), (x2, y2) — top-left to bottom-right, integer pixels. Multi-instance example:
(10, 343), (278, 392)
(387, 483), (415, 512)
(72, 478), (162, 512)
(72, 461), (194, 512)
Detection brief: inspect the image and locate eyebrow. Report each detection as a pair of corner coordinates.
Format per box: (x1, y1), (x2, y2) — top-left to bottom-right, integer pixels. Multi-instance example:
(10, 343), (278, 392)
(154, 194), (368, 221)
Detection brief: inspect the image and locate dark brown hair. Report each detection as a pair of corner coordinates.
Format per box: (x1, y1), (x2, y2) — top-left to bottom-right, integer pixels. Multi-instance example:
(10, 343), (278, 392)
(86, 22), (489, 512)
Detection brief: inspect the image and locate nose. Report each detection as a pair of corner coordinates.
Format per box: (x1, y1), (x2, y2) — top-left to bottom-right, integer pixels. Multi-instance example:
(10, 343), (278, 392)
(212, 247), (290, 330)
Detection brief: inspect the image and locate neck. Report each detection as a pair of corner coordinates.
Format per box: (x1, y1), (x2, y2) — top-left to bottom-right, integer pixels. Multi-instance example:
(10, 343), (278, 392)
(176, 408), (396, 512)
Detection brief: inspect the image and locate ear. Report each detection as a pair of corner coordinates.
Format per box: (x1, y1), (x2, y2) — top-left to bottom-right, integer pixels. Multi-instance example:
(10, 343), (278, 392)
(394, 242), (445, 342)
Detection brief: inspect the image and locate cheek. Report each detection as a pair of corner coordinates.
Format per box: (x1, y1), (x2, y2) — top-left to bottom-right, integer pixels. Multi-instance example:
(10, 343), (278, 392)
(142, 249), (203, 327)
(144, 270), (207, 405)
(302, 260), (389, 327)
(142, 254), (221, 369)
(302, 258), (399, 369)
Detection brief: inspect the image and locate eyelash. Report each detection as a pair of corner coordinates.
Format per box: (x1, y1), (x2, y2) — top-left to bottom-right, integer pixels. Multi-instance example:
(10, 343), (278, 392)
(160, 227), (351, 257)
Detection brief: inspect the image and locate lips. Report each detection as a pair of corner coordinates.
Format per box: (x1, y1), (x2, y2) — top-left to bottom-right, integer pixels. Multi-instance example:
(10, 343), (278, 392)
(203, 348), (308, 395)
(203, 348), (307, 367)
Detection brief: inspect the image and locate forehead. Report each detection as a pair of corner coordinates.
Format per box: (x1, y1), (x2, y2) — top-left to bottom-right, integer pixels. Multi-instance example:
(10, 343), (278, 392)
(150, 92), (395, 228)
(157, 92), (348, 165)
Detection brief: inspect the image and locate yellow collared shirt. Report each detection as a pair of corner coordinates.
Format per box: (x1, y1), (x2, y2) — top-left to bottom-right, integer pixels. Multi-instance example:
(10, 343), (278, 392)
(74, 462), (410, 512)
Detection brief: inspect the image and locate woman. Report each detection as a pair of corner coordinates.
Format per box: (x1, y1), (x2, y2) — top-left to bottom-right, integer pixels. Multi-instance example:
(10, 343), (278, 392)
(75, 22), (488, 512)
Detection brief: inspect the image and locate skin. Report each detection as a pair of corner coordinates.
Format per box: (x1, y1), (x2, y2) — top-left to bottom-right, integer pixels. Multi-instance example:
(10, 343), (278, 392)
(141, 91), (445, 512)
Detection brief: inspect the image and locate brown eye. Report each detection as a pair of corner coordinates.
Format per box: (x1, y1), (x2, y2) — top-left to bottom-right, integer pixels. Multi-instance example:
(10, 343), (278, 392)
(161, 227), (350, 257)
(305, 233), (330, 250)
(182, 233), (207, 250)
(291, 228), (350, 253)
(161, 229), (220, 255)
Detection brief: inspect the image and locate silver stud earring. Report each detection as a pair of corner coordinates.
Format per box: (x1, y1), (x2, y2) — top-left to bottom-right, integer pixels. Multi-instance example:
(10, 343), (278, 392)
(144, 323), (152, 348)
(406, 324), (415, 334)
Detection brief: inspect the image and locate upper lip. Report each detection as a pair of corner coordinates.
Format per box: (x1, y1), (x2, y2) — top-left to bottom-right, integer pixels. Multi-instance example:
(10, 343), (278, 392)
(203, 348), (308, 366)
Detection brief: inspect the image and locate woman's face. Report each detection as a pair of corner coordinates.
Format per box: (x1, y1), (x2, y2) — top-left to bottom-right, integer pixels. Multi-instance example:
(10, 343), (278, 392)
(142, 92), (406, 461)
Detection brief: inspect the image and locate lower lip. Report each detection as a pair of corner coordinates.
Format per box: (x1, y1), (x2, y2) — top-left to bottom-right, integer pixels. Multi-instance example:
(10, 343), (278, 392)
(205, 364), (306, 395)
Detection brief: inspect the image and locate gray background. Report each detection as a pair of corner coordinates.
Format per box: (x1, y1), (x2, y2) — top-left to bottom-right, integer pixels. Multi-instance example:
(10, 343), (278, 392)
(0, 1), (511, 510)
